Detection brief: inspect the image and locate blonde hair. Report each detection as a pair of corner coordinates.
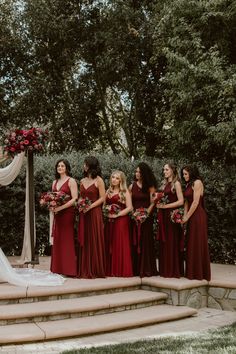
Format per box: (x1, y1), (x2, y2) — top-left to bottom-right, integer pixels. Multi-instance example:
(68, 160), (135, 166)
(160, 162), (180, 192)
(108, 170), (128, 203)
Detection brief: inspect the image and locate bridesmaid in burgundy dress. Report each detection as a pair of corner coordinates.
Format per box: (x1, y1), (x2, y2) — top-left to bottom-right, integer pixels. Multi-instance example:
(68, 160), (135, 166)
(51, 159), (78, 277)
(181, 165), (211, 280)
(77, 156), (106, 278)
(104, 170), (133, 277)
(156, 163), (184, 278)
(129, 162), (158, 277)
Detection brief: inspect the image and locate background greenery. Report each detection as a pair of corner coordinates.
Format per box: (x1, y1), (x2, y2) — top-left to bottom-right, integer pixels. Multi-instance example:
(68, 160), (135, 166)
(0, 152), (235, 264)
(0, 0), (236, 162)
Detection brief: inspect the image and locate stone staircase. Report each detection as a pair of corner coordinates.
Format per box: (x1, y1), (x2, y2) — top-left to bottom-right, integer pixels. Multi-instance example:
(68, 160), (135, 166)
(0, 277), (197, 345)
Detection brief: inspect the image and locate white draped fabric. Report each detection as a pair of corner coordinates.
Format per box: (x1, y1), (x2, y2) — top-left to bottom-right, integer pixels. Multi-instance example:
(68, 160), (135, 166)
(0, 153), (64, 286)
(19, 162), (36, 262)
(0, 152), (25, 185)
(49, 210), (54, 245)
(0, 152), (32, 262)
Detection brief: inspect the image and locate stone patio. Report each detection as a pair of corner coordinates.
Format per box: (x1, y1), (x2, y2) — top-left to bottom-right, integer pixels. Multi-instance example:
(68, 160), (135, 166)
(0, 256), (234, 351)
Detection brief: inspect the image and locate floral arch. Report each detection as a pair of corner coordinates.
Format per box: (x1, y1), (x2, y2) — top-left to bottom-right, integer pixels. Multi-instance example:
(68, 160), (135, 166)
(0, 128), (48, 263)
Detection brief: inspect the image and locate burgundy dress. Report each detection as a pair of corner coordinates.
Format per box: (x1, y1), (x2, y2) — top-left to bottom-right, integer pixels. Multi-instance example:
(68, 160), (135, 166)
(104, 194), (133, 277)
(77, 182), (106, 278)
(184, 184), (211, 280)
(131, 182), (158, 277)
(157, 182), (184, 278)
(50, 179), (77, 277)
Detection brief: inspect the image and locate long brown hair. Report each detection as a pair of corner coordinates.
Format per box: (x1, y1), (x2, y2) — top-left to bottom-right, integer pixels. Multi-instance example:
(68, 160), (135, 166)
(160, 162), (180, 192)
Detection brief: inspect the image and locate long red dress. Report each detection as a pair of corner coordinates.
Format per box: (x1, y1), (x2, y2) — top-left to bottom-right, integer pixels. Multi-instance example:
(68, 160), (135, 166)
(104, 194), (133, 277)
(184, 184), (211, 280)
(77, 183), (105, 278)
(50, 179), (77, 277)
(157, 182), (184, 278)
(131, 182), (158, 277)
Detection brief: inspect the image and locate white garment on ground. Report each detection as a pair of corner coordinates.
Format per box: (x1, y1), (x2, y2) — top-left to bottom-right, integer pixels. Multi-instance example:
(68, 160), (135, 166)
(0, 248), (65, 286)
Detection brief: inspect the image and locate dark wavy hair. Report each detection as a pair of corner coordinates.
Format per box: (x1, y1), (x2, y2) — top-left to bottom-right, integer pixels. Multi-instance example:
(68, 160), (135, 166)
(55, 159), (72, 179)
(181, 165), (202, 185)
(135, 162), (157, 193)
(83, 156), (101, 179)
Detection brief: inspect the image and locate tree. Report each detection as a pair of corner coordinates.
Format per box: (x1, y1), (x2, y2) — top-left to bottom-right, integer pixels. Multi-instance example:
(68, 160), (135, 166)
(151, 0), (236, 163)
(1, 0), (235, 162)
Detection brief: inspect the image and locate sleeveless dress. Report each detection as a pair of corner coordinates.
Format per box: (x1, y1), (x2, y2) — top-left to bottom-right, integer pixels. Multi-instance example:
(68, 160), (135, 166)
(157, 182), (184, 278)
(77, 182), (105, 278)
(50, 178), (77, 277)
(184, 184), (211, 280)
(131, 182), (158, 277)
(104, 194), (133, 277)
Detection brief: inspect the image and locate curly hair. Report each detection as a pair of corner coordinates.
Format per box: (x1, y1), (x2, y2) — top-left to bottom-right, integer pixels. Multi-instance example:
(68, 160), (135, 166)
(55, 159), (72, 179)
(135, 162), (157, 193)
(83, 156), (102, 179)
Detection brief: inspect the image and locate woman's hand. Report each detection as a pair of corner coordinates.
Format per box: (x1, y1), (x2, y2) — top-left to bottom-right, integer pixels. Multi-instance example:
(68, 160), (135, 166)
(54, 206), (63, 213)
(156, 203), (166, 209)
(83, 205), (92, 213)
(181, 216), (188, 224)
(109, 213), (119, 219)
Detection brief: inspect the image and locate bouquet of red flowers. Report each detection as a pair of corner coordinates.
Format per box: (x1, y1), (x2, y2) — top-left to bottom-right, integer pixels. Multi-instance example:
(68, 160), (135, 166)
(170, 208), (184, 223)
(39, 191), (70, 209)
(103, 204), (121, 220)
(131, 207), (149, 224)
(76, 197), (92, 213)
(152, 191), (169, 205)
(4, 127), (48, 156)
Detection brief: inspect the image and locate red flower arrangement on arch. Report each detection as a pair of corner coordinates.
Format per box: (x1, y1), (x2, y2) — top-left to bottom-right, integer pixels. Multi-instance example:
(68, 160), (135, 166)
(3, 128), (48, 156)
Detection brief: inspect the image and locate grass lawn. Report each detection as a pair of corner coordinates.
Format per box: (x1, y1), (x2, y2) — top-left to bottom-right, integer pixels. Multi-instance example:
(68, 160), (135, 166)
(62, 322), (236, 353)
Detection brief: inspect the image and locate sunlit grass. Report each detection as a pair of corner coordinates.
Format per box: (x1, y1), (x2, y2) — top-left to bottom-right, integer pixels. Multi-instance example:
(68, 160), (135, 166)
(62, 322), (236, 353)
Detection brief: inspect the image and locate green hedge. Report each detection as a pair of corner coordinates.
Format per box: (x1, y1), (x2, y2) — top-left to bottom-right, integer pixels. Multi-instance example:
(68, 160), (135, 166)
(0, 152), (235, 264)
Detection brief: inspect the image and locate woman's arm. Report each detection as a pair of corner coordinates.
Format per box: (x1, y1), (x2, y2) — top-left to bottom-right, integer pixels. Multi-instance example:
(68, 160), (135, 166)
(182, 180), (203, 223)
(128, 183), (133, 195)
(147, 186), (157, 214)
(51, 180), (56, 191)
(156, 181), (184, 209)
(183, 199), (188, 218)
(54, 178), (78, 212)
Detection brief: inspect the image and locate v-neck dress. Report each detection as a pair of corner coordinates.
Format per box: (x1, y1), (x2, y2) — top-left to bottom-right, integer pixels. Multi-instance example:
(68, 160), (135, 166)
(50, 178), (77, 277)
(77, 182), (106, 278)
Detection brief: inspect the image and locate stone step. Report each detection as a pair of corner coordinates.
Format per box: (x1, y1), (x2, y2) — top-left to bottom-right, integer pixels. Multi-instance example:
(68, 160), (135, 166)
(0, 277), (141, 305)
(0, 290), (168, 325)
(0, 304), (197, 344)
